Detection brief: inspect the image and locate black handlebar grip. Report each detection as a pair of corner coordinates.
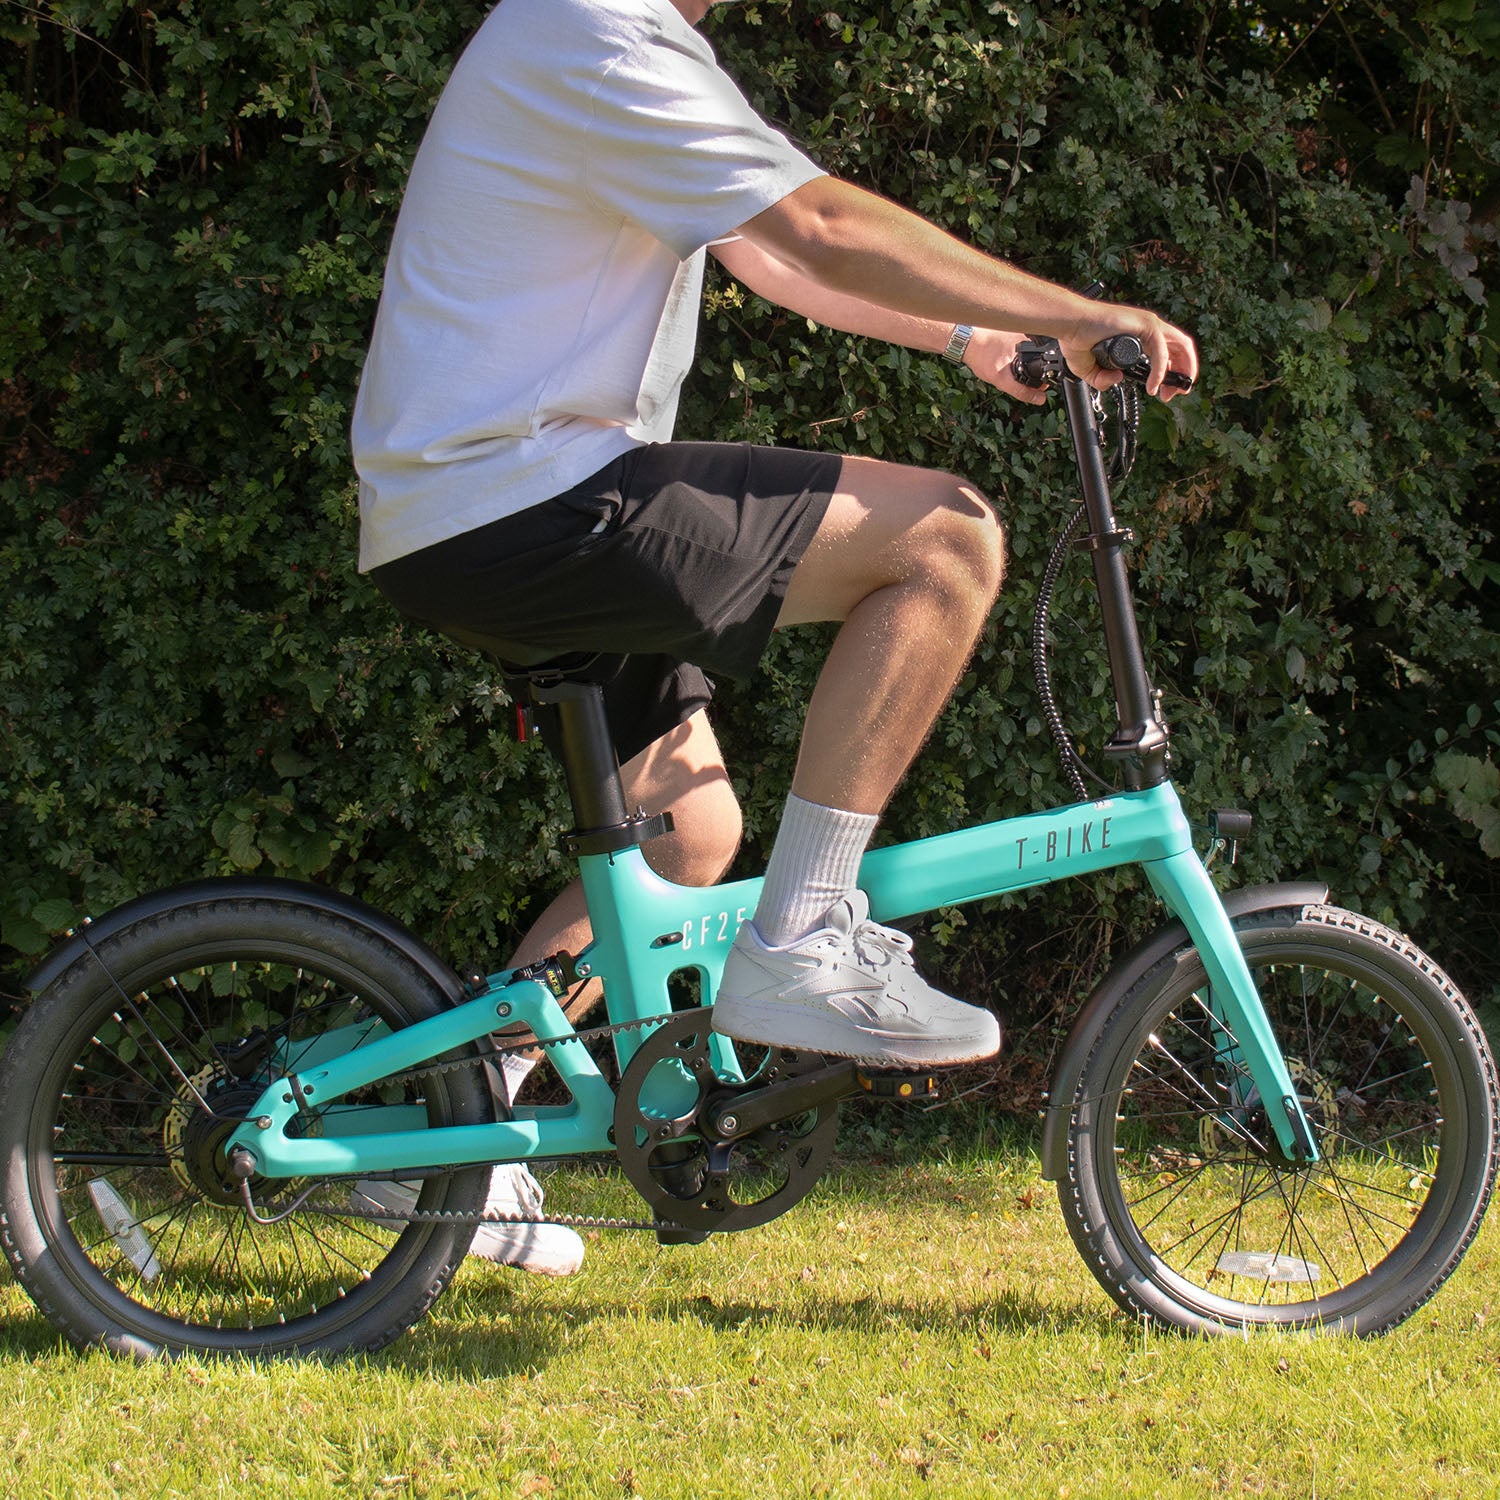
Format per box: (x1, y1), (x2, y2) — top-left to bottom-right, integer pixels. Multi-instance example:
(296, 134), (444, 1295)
(1091, 334), (1145, 372)
(1090, 334), (1194, 392)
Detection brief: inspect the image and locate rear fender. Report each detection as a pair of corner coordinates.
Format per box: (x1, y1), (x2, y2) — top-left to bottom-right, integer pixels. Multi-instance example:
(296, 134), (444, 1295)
(24, 876), (464, 1004)
(1037, 881), (1330, 1181)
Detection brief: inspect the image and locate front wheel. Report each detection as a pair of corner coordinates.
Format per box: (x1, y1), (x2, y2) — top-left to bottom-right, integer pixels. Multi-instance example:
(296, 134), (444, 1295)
(0, 892), (493, 1358)
(1061, 905), (1498, 1334)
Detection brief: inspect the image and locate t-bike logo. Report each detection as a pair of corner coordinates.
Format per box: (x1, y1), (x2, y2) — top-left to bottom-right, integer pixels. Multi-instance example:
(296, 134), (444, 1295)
(1014, 814), (1113, 871)
(674, 810), (1115, 949)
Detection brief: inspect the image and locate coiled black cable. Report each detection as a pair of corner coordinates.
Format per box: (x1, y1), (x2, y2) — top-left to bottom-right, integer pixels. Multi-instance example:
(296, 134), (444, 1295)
(1032, 502), (1091, 802)
(1032, 382), (1142, 800)
(1108, 380), (1140, 484)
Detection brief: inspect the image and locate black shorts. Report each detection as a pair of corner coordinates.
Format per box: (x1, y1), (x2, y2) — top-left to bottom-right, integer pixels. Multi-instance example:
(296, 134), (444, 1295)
(370, 442), (840, 764)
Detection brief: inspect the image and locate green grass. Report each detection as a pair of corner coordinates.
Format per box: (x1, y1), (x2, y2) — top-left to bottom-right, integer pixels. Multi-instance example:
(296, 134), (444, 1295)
(3, 1120), (1498, 1499)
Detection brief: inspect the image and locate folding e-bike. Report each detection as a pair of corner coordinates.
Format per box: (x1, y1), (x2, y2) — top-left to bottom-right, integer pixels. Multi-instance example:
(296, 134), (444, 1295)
(3, 338), (1495, 1357)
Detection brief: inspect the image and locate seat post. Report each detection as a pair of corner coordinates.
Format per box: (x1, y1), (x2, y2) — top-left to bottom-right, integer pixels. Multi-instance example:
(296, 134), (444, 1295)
(530, 680), (629, 834)
(525, 677), (673, 857)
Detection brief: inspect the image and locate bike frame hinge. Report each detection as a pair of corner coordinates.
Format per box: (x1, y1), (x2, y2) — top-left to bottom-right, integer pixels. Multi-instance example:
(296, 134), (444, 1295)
(1102, 718), (1171, 761)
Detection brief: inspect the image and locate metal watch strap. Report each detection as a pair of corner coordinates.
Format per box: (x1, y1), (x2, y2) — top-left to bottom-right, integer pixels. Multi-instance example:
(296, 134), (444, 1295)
(941, 323), (974, 365)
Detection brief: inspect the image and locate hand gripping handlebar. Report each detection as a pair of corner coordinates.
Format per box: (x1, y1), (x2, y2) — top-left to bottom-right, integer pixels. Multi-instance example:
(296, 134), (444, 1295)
(1011, 334), (1193, 392)
(1088, 333), (1194, 391)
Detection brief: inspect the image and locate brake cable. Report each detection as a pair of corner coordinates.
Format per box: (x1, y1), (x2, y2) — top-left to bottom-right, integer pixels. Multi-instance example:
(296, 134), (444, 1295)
(1011, 339), (1145, 797)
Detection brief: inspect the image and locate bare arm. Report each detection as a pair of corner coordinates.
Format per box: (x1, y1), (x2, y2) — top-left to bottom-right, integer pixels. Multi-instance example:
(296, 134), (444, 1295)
(731, 177), (1198, 399)
(710, 232), (1048, 403)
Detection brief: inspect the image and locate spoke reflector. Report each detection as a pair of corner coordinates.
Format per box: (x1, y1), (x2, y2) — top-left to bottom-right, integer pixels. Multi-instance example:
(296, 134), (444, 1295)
(87, 1178), (161, 1282)
(1215, 1250), (1320, 1283)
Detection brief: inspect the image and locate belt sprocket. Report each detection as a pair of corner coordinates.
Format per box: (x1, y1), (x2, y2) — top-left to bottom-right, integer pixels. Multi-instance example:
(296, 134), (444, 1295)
(612, 1009), (841, 1233)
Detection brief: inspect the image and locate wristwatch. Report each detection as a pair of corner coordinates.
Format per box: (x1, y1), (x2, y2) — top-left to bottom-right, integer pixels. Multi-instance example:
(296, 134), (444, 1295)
(941, 323), (974, 365)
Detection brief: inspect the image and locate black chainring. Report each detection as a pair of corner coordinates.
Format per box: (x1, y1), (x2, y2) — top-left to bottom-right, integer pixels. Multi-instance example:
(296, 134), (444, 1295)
(612, 1009), (841, 1233)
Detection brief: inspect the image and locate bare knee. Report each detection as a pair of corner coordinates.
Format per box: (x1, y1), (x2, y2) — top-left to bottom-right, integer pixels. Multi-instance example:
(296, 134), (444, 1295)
(645, 772), (742, 886)
(918, 476), (1006, 609)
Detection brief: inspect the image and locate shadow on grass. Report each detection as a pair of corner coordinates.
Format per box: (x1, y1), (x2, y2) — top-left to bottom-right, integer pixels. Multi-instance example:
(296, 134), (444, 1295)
(1, 1276), (1119, 1377)
(1, 1263), (1118, 1375)
(372, 1279), (1121, 1379)
(0, 1302), (77, 1359)
(0, 1136), (1109, 1373)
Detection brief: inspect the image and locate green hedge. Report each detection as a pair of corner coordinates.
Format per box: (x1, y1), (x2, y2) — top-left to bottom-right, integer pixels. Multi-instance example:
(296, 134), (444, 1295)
(3, 1), (1497, 1052)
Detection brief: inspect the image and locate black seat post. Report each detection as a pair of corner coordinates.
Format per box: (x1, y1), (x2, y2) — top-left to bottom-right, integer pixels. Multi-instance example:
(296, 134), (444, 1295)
(525, 676), (673, 857)
(529, 680), (629, 834)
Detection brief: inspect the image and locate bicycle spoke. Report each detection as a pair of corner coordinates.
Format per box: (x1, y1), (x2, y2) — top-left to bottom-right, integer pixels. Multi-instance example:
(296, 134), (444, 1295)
(1077, 909), (1491, 1332)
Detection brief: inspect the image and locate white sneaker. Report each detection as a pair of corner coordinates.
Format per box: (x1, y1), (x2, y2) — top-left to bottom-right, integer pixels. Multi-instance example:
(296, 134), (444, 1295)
(351, 1164), (585, 1277)
(470, 1163), (585, 1275)
(711, 892), (1001, 1067)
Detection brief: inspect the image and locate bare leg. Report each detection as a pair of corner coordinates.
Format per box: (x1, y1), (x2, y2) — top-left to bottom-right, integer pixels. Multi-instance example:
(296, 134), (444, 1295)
(512, 454), (1000, 977)
(711, 454), (1005, 1065)
(511, 454), (1004, 1067)
(777, 455), (1005, 814)
(509, 708), (742, 1028)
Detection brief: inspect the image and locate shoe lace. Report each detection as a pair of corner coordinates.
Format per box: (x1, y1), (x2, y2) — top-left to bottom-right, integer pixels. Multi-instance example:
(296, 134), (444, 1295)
(850, 919), (917, 973)
(488, 1164), (544, 1216)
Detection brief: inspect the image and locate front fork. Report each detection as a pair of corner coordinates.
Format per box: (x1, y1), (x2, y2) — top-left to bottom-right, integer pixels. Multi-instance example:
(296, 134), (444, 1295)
(1147, 851), (1319, 1164)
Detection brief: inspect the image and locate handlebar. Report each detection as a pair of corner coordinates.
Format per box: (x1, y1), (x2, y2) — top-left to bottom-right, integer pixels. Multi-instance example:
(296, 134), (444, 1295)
(1011, 336), (1193, 392)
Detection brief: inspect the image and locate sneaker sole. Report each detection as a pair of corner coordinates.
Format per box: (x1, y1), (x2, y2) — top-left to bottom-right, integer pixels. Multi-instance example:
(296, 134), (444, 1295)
(710, 995), (1001, 1068)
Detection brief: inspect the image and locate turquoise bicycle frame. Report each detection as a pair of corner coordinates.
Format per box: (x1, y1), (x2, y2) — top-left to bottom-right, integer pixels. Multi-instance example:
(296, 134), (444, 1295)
(226, 780), (1317, 1179)
(228, 364), (1320, 1188)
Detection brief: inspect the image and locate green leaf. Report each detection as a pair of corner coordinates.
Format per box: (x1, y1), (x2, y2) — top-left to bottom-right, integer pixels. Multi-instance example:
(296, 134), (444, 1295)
(272, 749), (314, 778)
(224, 821), (263, 871)
(29, 898), (78, 932)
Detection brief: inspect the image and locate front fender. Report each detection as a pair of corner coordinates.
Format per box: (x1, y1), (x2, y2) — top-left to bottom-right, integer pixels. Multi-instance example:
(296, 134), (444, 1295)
(25, 876), (464, 1004)
(1037, 881), (1329, 1182)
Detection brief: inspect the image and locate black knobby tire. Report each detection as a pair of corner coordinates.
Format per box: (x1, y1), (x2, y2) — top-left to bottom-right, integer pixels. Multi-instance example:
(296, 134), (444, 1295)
(1060, 904), (1498, 1334)
(0, 894), (493, 1358)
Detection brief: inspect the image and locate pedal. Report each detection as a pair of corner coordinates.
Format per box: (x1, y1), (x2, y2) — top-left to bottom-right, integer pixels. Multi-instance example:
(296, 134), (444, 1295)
(655, 1224), (711, 1247)
(856, 1070), (940, 1102)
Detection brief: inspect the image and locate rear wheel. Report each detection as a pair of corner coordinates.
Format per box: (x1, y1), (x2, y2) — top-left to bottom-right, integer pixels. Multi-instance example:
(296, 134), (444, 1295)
(1061, 905), (1498, 1334)
(0, 894), (492, 1357)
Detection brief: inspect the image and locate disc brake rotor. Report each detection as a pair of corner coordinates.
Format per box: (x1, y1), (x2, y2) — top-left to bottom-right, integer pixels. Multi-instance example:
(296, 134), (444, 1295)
(612, 1009), (840, 1233)
(164, 1063), (309, 1210)
(1196, 1055), (1341, 1162)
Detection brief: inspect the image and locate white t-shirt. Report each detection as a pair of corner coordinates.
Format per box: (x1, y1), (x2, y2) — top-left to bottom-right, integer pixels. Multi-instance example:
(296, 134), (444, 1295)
(352, 0), (826, 571)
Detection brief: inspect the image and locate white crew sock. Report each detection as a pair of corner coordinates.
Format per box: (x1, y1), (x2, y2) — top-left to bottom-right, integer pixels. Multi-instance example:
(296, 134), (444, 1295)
(486, 1052), (537, 1116)
(500, 1052), (535, 1105)
(752, 793), (879, 947)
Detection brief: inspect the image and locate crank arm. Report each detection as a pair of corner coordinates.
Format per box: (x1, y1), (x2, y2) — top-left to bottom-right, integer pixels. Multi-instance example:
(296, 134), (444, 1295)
(703, 1060), (863, 1140)
(703, 1061), (942, 1141)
